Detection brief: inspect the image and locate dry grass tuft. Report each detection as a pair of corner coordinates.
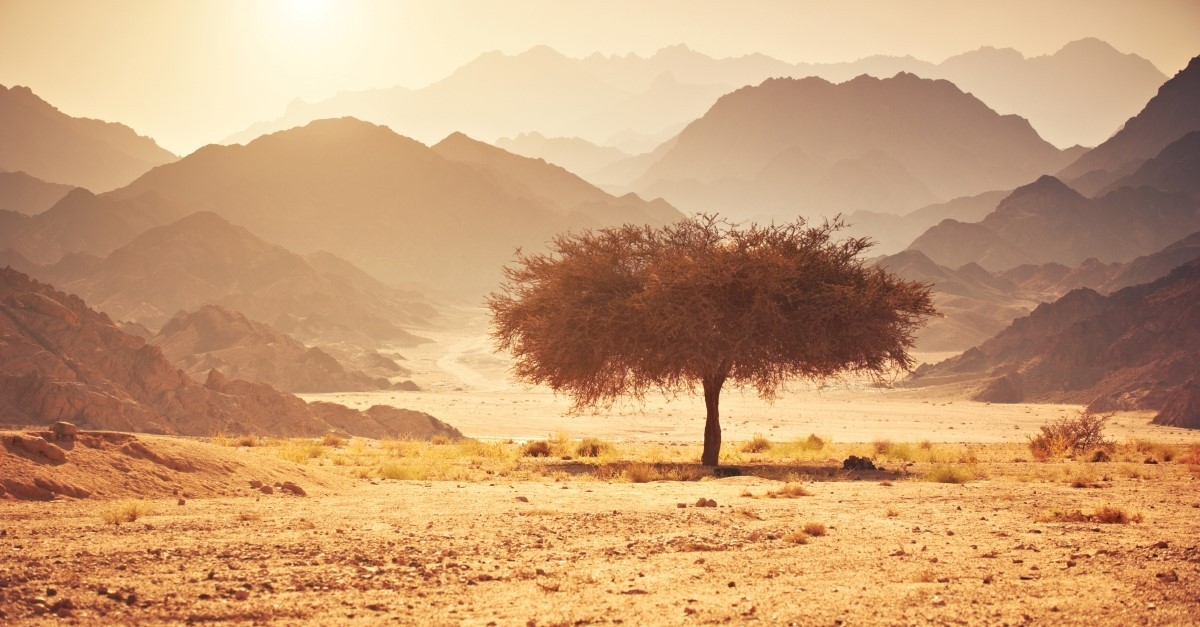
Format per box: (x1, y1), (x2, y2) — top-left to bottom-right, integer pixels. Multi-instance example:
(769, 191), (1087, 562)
(766, 483), (812, 498)
(802, 522), (827, 536)
(622, 463), (660, 483)
(885, 508), (899, 518)
(237, 512), (262, 522)
(522, 440), (552, 458)
(321, 433), (345, 447)
(782, 530), (810, 544)
(739, 434), (772, 453)
(924, 465), (977, 484)
(101, 500), (154, 525)
(576, 437), (614, 458)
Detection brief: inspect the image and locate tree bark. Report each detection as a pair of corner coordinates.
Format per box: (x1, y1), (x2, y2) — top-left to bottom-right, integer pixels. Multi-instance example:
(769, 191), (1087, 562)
(701, 375), (724, 466)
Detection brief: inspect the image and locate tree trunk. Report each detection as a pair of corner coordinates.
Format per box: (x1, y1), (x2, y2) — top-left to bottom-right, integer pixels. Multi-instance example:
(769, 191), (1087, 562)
(701, 375), (724, 466)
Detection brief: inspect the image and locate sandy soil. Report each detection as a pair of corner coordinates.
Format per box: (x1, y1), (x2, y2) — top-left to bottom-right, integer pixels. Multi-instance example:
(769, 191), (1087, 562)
(2, 450), (1199, 625)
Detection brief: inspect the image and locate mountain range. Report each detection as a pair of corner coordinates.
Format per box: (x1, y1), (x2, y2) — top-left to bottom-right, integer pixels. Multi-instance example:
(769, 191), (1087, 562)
(0, 171), (74, 215)
(0, 84), (176, 191)
(220, 39), (1163, 157)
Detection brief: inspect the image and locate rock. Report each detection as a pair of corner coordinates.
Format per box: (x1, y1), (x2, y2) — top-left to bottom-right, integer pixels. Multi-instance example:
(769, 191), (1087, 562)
(676, 503), (687, 509)
(1156, 570), (1179, 583)
(279, 481), (306, 497)
(975, 373), (1024, 404)
(259, 485), (274, 495)
(515, 496), (529, 503)
(249, 480), (263, 488)
(5, 434), (67, 463)
(51, 421), (77, 442)
(695, 498), (717, 508)
(1091, 449), (1111, 462)
(842, 455), (876, 470)
(177, 498), (186, 506)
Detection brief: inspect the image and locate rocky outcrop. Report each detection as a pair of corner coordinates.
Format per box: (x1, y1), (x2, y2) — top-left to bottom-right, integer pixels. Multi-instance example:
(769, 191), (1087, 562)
(1154, 378), (1200, 428)
(154, 305), (393, 393)
(308, 402), (463, 441)
(0, 268), (456, 439)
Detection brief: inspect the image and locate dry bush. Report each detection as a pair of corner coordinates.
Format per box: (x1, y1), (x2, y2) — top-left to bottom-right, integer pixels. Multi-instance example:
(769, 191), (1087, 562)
(101, 500), (154, 525)
(1037, 505), (1143, 524)
(736, 508), (763, 520)
(885, 508), (899, 518)
(321, 433), (346, 447)
(278, 440), (325, 464)
(802, 434), (826, 450)
(1181, 444), (1200, 466)
(766, 483), (812, 498)
(872, 439), (893, 456)
(576, 437), (614, 458)
(237, 512), (262, 522)
(430, 435), (451, 446)
(1029, 411), (1111, 460)
(802, 522), (827, 536)
(235, 434), (260, 447)
(522, 440), (552, 457)
(740, 434), (772, 453)
(623, 463), (660, 483)
(1126, 439), (1178, 463)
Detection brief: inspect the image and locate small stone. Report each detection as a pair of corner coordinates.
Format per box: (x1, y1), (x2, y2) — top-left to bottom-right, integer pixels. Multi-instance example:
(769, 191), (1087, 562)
(1156, 570), (1179, 583)
(983, 575), (993, 584)
(676, 503), (687, 509)
(249, 480), (263, 489)
(234, 590), (249, 601)
(515, 496), (529, 503)
(727, 581), (736, 588)
(259, 485), (274, 495)
(177, 498), (186, 506)
(931, 596), (946, 607)
(280, 481), (306, 496)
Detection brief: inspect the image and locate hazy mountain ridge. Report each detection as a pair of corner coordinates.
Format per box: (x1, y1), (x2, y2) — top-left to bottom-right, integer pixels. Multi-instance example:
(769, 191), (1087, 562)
(0, 84), (176, 192)
(220, 39), (1162, 162)
(0, 171), (75, 215)
(111, 118), (682, 293)
(629, 73), (1073, 220)
(1060, 55), (1200, 191)
(0, 188), (171, 265)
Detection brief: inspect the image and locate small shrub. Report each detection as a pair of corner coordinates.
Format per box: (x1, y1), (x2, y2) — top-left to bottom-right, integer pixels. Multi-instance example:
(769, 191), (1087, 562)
(101, 500), (154, 525)
(802, 522), (827, 537)
(321, 433), (346, 447)
(736, 508), (763, 520)
(740, 434), (772, 453)
(1029, 411), (1111, 460)
(766, 483), (812, 498)
(872, 439), (893, 456)
(918, 440), (933, 450)
(237, 512), (262, 522)
(802, 434), (826, 450)
(1181, 445), (1200, 466)
(885, 508), (899, 518)
(378, 462), (429, 481)
(430, 435), (451, 446)
(576, 437), (613, 458)
(522, 440), (552, 457)
(235, 434), (260, 447)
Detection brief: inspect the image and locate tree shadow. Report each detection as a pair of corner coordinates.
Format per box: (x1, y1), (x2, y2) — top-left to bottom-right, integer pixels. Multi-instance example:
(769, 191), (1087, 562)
(538, 459), (904, 482)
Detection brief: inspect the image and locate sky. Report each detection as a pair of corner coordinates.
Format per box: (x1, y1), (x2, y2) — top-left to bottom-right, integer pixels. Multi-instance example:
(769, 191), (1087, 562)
(2, 0), (1197, 155)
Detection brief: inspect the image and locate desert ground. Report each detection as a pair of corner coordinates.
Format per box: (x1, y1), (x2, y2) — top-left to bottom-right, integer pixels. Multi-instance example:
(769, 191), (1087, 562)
(4, 316), (1200, 625)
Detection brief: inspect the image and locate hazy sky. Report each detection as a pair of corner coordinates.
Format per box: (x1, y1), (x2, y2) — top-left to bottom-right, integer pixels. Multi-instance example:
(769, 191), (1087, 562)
(2, 0), (1197, 154)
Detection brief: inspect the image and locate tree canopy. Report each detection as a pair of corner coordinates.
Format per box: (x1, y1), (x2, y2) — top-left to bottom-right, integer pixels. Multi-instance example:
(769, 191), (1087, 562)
(489, 215), (937, 465)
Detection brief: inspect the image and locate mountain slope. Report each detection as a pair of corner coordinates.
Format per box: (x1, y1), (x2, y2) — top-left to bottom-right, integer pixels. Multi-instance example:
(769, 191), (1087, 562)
(110, 118), (681, 293)
(908, 259), (1200, 427)
(0, 269), (460, 439)
(631, 73), (1074, 219)
(0, 85), (176, 191)
(0, 188), (167, 265)
(907, 175), (1200, 271)
(1060, 55), (1200, 189)
(28, 210), (433, 349)
(495, 132), (630, 179)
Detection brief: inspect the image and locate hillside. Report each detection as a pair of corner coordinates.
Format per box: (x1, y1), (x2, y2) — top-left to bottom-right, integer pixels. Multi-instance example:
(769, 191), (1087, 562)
(0, 188), (168, 265)
(109, 118), (681, 293)
(0, 268), (461, 439)
(26, 211), (433, 349)
(631, 73), (1074, 220)
(1060, 55), (1200, 191)
(908, 259), (1200, 427)
(0, 84), (176, 191)
(495, 132), (631, 179)
(153, 306), (403, 393)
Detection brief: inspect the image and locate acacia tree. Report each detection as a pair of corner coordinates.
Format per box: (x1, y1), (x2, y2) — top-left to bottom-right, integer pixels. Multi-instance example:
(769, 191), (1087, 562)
(489, 215), (936, 466)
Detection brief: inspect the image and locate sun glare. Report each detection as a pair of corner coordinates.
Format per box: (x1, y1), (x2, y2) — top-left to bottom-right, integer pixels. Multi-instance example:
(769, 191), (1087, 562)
(284, 0), (331, 23)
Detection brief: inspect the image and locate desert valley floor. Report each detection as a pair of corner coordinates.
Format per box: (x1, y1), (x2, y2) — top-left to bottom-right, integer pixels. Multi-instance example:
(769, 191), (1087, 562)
(3, 316), (1200, 625)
